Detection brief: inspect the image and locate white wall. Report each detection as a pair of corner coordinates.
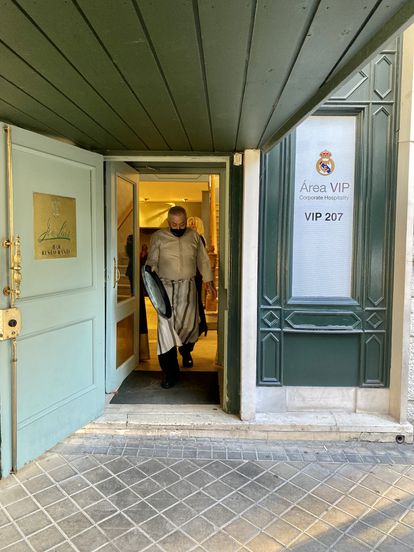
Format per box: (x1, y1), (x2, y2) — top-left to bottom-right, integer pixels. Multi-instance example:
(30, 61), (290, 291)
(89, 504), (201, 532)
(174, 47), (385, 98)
(409, 246), (414, 420)
(409, 171), (414, 420)
(240, 150), (261, 421)
(395, 25), (414, 424)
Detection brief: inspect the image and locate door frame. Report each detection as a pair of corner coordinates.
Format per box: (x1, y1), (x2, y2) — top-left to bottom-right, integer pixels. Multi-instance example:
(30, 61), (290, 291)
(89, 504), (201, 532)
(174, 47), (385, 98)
(104, 162), (140, 393)
(104, 154), (239, 413)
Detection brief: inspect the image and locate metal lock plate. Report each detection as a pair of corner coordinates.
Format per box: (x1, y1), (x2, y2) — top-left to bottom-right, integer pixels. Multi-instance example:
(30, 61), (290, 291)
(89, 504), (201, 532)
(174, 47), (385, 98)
(0, 308), (22, 340)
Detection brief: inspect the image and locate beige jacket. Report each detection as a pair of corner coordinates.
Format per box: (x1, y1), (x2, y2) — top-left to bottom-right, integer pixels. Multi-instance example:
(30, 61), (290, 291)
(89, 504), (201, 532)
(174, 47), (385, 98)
(147, 228), (213, 282)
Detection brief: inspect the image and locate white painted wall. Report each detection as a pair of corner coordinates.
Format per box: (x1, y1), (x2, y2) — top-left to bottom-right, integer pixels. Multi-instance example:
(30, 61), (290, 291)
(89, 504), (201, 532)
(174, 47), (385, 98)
(396, 25), (414, 424)
(240, 150), (261, 421)
(409, 238), (414, 421)
(410, 276), (414, 420)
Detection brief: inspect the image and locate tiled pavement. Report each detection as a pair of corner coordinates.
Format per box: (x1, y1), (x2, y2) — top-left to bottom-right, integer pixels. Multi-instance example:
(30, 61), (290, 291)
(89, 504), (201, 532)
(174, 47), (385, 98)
(1, 435), (414, 551)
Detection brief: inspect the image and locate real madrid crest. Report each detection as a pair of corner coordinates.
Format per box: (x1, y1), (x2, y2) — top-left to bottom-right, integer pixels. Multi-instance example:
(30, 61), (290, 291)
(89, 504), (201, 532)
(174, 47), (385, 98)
(316, 150), (335, 176)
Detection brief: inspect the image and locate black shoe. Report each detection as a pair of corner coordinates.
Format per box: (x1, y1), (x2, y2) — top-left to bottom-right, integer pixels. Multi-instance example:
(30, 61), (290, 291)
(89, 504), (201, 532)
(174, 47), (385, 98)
(161, 378), (176, 389)
(182, 353), (193, 368)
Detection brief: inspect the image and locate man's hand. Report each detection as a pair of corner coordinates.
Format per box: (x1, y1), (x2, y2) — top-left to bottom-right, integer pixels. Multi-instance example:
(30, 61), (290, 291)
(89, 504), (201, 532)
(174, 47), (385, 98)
(205, 281), (217, 300)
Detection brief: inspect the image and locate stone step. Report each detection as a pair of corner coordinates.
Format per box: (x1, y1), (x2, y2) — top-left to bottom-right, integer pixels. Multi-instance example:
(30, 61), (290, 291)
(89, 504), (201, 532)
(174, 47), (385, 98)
(83, 405), (414, 443)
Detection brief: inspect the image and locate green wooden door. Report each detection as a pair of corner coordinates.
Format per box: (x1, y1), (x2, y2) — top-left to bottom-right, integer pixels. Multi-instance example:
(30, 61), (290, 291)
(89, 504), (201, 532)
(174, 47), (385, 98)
(0, 124), (105, 476)
(257, 43), (399, 388)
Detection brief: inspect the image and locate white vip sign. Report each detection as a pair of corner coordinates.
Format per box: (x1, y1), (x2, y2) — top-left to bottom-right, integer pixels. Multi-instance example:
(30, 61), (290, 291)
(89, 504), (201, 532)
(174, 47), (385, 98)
(292, 115), (356, 298)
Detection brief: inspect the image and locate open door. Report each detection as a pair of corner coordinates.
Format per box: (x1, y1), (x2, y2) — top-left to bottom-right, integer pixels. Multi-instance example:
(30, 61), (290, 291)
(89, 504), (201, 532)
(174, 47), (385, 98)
(0, 124), (105, 475)
(105, 162), (140, 393)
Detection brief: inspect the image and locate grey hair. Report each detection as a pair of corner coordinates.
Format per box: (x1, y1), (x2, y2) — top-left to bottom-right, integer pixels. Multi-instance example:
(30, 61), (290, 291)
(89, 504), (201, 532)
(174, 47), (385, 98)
(168, 205), (187, 218)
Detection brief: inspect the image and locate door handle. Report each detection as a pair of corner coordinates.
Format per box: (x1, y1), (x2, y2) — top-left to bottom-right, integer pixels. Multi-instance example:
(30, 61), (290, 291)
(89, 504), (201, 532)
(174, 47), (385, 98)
(13, 235), (22, 298)
(113, 257), (121, 288)
(2, 235), (22, 300)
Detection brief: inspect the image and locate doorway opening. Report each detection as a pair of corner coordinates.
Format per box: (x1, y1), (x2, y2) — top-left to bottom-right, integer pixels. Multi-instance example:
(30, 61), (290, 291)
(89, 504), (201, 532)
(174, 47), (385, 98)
(107, 162), (228, 409)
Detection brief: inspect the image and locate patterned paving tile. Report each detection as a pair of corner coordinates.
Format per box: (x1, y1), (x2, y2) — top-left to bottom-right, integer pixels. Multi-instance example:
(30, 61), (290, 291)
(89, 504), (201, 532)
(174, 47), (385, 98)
(264, 518), (302, 546)
(17, 510), (51, 537)
(162, 502), (196, 526)
(57, 511), (93, 539)
(1, 435), (414, 551)
(0, 524), (22, 548)
(27, 525), (66, 552)
(97, 511), (134, 540)
(203, 530), (240, 552)
(5, 497), (39, 521)
(112, 528), (152, 552)
(158, 529), (195, 552)
(70, 526), (108, 552)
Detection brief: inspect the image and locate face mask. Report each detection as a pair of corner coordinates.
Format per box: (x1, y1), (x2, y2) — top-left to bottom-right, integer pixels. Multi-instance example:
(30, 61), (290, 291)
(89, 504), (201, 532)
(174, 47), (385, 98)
(170, 228), (186, 237)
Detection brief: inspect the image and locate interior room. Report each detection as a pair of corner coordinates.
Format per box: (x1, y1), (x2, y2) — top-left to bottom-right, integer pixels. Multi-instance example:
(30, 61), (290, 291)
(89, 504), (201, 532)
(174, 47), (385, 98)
(112, 173), (222, 406)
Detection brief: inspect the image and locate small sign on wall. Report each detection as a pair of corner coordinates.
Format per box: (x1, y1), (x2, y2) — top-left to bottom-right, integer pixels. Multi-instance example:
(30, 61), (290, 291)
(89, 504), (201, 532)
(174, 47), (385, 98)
(33, 192), (77, 259)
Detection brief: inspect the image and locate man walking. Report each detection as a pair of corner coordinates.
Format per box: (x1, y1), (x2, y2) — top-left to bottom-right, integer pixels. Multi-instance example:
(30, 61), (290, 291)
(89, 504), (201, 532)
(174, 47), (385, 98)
(146, 206), (216, 388)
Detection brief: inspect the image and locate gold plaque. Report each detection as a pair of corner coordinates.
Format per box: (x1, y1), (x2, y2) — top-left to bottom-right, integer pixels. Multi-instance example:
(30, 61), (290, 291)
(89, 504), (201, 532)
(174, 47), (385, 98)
(33, 192), (77, 259)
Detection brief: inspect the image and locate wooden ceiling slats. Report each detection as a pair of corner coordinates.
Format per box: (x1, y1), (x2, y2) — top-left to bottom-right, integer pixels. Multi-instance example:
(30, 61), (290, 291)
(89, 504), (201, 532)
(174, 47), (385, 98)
(0, 74), (104, 148)
(260, 0), (379, 146)
(327, 0), (407, 82)
(17, 0), (167, 149)
(236, 0), (319, 150)
(0, 41), (124, 149)
(3, 0), (144, 148)
(198, 0), (254, 152)
(77, 0), (192, 151)
(0, 97), (62, 137)
(138, 0), (214, 151)
(0, 0), (412, 152)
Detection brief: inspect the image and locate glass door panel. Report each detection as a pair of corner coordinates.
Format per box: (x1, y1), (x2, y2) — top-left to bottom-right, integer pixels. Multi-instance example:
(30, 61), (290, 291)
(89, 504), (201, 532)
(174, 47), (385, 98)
(117, 176), (134, 303)
(116, 314), (135, 368)
(105, 162), (139, 392)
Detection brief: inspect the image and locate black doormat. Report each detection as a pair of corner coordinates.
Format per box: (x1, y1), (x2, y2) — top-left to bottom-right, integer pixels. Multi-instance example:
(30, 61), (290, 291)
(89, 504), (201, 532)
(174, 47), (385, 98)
(110, 370), (220, 405)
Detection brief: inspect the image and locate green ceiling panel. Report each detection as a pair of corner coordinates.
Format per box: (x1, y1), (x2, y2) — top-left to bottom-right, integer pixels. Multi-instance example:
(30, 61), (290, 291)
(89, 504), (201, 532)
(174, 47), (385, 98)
(2, 0), (143, 149)
(198, 0), (253, 151)
(328, 1), (406, 81)
(77, 0), (191, 151)
(260, 0), (379, 146)
(0, 98), (56, 136)
(0, 42), (124, 149)
(138, 0), (213, 151)
(236, 0), (318, 149)
(0, 0), (412, 153)
(0, 75), (102, 149)
(16, 0), (166, 149)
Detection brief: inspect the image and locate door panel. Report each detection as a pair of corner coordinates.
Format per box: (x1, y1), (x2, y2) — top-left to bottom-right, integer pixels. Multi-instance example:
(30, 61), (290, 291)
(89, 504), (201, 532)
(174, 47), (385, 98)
(116, 314), (135, 367)
(19, 322), (95, 421)
(0, 124), (105, 475)
(13, 146), (94, 295)
(105, 162), (139, 393)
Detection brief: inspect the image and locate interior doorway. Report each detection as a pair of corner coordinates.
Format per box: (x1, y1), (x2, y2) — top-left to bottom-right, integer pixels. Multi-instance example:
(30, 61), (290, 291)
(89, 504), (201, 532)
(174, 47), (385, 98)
(108, 167), (225, 407)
